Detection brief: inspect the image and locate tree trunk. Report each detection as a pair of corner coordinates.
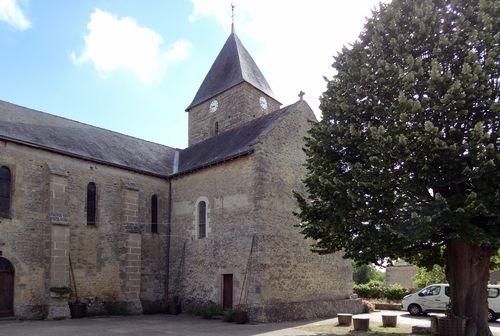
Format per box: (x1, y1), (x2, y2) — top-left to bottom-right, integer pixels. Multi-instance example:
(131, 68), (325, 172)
(446, 240), (493, 336)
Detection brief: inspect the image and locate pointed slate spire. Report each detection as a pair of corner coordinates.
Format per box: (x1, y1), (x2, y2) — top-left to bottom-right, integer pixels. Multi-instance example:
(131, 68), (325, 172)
(186, 33), (276, 111)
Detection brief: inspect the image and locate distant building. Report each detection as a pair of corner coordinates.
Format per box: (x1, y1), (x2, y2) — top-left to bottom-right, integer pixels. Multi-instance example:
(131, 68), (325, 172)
(385, 260), (418, 289)
(0, 31), (360, 322)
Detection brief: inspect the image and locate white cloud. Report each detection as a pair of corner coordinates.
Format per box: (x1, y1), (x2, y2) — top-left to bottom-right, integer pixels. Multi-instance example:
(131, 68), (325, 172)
(73, 9), (192, 84)
(0, 0), (31, 30)
(164, 40), (193, 64)
(189, 0), (389, 117)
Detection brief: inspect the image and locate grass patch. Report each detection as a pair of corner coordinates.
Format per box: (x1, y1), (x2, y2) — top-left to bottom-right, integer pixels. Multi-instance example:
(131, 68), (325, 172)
(297, 321), (424, 335)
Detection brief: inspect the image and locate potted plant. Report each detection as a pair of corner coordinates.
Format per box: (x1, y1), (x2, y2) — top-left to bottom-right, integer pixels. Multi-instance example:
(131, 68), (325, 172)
(233, 306), (249, 324)
(168, 296), (182, 315)
(49, 286), (71, 299)
(68, 254), (87, 318)
(69, 300), (87, 319)
(437, 303), (466, 336)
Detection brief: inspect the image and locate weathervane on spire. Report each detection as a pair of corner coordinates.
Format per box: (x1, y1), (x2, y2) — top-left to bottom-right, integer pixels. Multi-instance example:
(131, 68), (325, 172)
(231, 3), (235, 33)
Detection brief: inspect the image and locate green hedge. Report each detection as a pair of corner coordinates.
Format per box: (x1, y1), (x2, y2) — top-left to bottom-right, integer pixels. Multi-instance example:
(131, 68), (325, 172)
(385, 284), (409, 301)
(354, 281), (409, 301)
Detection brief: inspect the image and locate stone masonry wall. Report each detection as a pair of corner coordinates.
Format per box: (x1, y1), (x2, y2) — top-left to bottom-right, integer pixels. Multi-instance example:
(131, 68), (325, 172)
(171, 100), (361, 322)
(385, 265), (419, 289)
(169, 156), (261, 312)
(250, 101), (360, 321)
(0, 140), (169, 318)
(188, 82), (281, 146)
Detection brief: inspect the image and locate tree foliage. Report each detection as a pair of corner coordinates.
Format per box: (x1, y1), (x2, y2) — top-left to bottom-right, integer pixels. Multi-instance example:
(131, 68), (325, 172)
(295, 0), (499, 268)
(295, 0), (499, 333)
(353, 263), (385, 284)
(413, 265), (447, 288)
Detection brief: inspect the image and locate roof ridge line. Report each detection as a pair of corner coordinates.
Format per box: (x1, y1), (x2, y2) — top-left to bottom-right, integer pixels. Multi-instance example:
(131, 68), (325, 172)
(232, 33), (244, 82)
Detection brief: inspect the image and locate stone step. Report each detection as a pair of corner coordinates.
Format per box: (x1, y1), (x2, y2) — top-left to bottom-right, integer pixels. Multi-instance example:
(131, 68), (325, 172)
(0, 316), (18, 323)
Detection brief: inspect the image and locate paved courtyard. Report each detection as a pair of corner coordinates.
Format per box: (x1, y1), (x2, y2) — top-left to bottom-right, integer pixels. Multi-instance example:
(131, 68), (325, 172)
(0, 311), (498, 336)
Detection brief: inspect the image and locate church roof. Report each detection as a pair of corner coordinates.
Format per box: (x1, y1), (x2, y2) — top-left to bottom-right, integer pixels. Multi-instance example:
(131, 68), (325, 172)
(176, 102), (298, 175)
(186, 33), (276, 111)
(0, 100), (177, 177)
(0, 98), (304, 178)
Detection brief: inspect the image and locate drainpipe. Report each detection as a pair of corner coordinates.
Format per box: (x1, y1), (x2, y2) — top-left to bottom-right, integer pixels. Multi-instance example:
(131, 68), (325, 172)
(165, 177), (172, 306)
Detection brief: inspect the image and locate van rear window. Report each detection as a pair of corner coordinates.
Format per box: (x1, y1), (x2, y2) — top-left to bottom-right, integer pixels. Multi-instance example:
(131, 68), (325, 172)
(445, 286), (498, 298)
(488, 288), (499, 298)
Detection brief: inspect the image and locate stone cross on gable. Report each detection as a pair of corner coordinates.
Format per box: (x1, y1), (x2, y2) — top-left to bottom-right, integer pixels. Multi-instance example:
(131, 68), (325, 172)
(298, 91), (305, 101)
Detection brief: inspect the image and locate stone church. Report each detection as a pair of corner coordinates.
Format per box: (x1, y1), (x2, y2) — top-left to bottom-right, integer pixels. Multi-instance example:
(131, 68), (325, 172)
(0, 31), (360, 322)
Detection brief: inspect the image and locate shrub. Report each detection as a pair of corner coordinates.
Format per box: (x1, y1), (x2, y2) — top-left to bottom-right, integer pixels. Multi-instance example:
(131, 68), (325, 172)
(353, 283), (371, 298)
(354, 280), (387, 299)
(362, 299), (375, 313)
(198, 303), (223, 319)
(354, 280), (411, 301)
(223, 309), (235, 322)
(103, 302), (128, 316)
(385, 284), (410, 301)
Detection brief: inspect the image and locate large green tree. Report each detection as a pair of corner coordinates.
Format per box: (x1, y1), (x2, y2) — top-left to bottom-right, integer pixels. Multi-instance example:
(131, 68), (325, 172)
(295, 0), (499, 335)
(352, 263), (385, 284)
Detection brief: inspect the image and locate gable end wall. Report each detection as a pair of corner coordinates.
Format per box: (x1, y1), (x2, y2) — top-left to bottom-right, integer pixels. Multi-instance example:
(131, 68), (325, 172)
(249, 101), (361, 321)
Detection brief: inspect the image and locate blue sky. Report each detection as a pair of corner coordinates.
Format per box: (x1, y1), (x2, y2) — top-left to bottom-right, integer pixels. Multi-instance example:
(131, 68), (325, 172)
(0, 0), (384, 149)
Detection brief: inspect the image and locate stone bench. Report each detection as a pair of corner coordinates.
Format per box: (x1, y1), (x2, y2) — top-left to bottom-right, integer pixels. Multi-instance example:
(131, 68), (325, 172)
(337, 313), (353, 326)
(382, 314), (397, 327)
(353, 317), (370, 331)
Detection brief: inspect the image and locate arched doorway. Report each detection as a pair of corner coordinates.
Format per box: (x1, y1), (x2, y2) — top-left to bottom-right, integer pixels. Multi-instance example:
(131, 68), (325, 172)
(0, 257), (14, 317)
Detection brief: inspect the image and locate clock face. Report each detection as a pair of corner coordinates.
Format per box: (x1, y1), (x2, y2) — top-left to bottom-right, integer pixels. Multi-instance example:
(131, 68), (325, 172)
(209, 100), (218, 112)
(259, 96), (268, 110)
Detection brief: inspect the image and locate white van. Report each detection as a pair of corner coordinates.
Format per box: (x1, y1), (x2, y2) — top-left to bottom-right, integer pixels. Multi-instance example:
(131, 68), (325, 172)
(402, 284), (500, 322)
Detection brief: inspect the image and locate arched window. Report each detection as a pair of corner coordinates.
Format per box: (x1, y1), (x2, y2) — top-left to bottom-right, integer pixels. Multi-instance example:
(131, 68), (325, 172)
(86, 182), (97, 225)
(214, 122), (219, 135)
(0, 166), (12, 218)
(151, 194), (158, 234)
(198, 201), (206, 239)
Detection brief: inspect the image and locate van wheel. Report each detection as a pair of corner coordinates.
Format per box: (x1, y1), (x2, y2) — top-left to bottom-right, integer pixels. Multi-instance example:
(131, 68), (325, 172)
(488, 310), (496, 322)
(408, 304), (422, 316)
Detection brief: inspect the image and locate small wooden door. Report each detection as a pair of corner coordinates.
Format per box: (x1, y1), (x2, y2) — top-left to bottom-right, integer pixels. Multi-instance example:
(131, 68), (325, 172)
(0, 258), (14, 317)
(222, 274), (233, 310)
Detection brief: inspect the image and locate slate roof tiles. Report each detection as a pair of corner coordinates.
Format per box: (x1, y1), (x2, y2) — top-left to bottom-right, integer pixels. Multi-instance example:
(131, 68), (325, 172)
(0, 100), (177, 177)
(0, 99), (299, 178)
(186, 33), (277, 111)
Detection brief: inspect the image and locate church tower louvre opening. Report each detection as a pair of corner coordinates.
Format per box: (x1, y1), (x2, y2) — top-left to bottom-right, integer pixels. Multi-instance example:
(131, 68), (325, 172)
(186, 32), (281, 146)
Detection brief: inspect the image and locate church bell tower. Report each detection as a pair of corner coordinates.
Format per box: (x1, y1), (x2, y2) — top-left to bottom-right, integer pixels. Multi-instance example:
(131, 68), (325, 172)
(186, 32), (281, 146)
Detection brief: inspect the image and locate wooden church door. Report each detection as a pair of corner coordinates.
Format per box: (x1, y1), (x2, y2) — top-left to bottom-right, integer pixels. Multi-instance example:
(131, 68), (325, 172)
(0, 257), (14, 317)
(222, 274), (233, 310)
